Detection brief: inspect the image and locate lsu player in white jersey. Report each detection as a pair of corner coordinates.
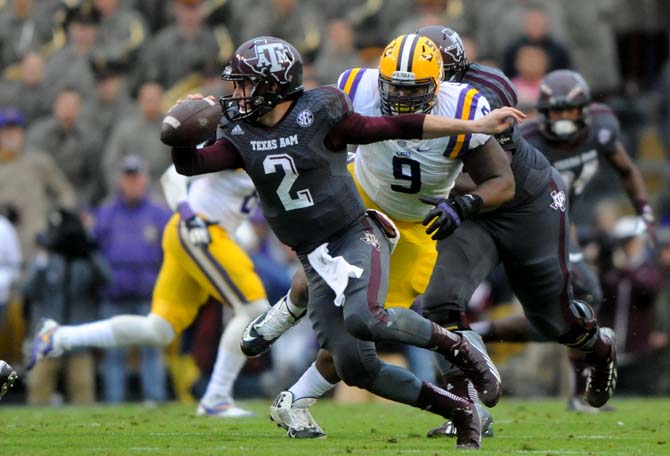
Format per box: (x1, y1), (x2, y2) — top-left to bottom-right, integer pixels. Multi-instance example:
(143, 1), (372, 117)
(29, 162), (271, 417)
(242, 34), (515, 440)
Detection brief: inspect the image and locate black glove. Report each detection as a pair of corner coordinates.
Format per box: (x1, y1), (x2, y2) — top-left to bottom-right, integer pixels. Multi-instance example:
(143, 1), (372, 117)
(420, 194), (483, 240)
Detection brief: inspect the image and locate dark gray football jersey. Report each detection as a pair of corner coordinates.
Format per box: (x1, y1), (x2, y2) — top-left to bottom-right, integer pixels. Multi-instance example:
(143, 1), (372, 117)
(217, 86), (366, 253)
(522, 103), (621, 215)
(461, 63), (518, 110)
(461, 63), (551, 209)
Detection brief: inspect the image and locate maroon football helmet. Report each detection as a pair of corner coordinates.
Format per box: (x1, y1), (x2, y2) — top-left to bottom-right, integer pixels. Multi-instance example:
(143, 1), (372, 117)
(220, 36), (304, 122)
(537, 70), (591, 140)
(416, 25), (468, 82)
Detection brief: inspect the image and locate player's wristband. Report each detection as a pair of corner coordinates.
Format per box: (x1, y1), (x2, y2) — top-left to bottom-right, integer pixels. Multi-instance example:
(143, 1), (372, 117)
(177, 201), (196, 221)
(453, 193), (483, 219)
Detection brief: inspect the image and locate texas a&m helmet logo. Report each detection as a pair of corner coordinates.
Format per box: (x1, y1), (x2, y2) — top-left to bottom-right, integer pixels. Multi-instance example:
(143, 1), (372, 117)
(442, 28), (465, 63)
(243, 38), (298, 82)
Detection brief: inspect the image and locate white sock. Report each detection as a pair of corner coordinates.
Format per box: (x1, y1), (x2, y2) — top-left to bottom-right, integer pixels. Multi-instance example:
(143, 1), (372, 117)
(56, 321), (116, 351)
(55, 314), (175, 351)
(285, 293), (306, 318)
(288, 362), (336, 401)
(202, 314), (249, 402)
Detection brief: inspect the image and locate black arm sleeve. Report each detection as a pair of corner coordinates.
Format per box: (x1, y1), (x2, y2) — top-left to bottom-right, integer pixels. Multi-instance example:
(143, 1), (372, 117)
(171, 137), (244, 176)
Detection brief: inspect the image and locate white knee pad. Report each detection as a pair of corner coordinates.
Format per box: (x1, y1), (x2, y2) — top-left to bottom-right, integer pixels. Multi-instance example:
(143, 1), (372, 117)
(147, 314), (178, 346)
(108, 314), (176, 347)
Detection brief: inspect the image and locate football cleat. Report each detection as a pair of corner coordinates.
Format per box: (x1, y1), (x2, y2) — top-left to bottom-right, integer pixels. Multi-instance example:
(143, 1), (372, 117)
(270, 391), (326, 439)
(444, 334), (501, 408)
(584, 327), (617, 408)
(27, 319), (61, 370)
(451, 402), (482, 450)
(241, 297), (303, 357)
(427, 402), (494, 439)
(196, 396), (254, 418)
(0, 360), (18, 400)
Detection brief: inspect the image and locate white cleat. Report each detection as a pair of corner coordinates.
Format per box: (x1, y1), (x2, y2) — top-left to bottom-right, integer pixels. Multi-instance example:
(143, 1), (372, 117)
(241, 297), (303, 357)
(196, 396), (254, 418)
(270, 391), (326, 439)
(27, 318), (62, 370)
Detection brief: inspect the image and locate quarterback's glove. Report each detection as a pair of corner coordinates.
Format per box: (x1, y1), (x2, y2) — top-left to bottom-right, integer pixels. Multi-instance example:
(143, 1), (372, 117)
(420, 194), (483, 240)
(178, 202), (211, 247)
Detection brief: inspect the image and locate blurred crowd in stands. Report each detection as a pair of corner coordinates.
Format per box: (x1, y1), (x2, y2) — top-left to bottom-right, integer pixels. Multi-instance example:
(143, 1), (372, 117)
(0, 0), (668, 405)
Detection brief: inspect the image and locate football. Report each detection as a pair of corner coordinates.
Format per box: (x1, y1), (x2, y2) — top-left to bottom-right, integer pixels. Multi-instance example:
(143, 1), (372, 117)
(160, 97), (222, 147)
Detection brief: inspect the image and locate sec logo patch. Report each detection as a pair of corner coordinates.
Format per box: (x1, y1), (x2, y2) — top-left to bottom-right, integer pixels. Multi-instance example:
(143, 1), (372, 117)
(296, 110), (314, 127)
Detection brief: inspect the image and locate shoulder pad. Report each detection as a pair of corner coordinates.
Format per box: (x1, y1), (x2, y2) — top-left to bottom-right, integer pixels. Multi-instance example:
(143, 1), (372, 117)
(310, 86), (354, 125)
(337, 67), (374, 103)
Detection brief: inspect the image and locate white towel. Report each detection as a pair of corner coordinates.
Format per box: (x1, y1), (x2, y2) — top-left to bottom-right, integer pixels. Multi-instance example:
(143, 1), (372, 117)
(307, 243), (363, 307)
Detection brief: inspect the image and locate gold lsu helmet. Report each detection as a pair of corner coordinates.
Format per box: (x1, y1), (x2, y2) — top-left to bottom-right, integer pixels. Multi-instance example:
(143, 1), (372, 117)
(378, 33), (443, 115)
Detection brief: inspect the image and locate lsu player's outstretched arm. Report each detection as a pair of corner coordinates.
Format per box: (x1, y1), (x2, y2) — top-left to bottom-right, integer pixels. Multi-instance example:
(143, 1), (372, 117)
(324, 107), (525, 151)
(422, 107), (525, 138)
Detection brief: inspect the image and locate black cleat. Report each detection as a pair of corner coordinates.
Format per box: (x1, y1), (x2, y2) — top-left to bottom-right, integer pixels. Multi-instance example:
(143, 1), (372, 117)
(427, 402), (494, 439)
(0, 360), (17, 400)
(451, 403), (482, 450)
(584, 327), (617, 408)
(445, 335), (502, 408)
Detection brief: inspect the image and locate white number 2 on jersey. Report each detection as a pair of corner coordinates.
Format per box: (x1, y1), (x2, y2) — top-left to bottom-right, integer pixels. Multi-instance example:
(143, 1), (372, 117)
(263, 154), (314, 211)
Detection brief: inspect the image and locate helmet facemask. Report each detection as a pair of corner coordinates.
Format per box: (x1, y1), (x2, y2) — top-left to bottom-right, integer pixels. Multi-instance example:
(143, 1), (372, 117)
(541, 105), (588, 141)
(378, 34), (443, 116)
(379, 73), (438, 115)
(537, 70), (592, 141)
(220, 67), (281, 122)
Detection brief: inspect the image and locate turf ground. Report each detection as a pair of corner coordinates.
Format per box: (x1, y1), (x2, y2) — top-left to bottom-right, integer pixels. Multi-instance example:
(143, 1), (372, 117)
(1, 398), (669, 455)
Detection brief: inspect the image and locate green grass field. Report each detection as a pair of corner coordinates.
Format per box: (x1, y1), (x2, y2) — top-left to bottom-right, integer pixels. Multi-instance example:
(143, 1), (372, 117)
(1, 398), (669, 455)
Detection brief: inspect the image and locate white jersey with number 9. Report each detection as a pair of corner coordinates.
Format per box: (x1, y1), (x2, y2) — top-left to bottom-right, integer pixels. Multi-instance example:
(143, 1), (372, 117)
(337, 68), (492, 222)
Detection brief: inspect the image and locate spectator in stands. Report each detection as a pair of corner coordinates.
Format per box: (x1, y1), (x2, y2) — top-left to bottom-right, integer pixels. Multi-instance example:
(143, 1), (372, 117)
(93, 155), (170, 403)
(82, 57), (133, 144)
(0, 207), (21, 330)
(598, 216), (665, 395)
(0, 52), (51, 124)
(511, 45), (550, 112)
(0, 0), (54, 69)
(313, 19), (362, 85)
(502, 5), (571, 79)
(238, 0), (321, 60)
(457, 0), (567, 65)
(92, 0), (146, 63)
(44, 1), (101, 103)
(560, 0), (620, 96)
(103, 81), (170, 196)
(27, 87), (104, 206)
(134, 0), (220, 91)
(0, 108), (76, 259)
(24, 207), (109, 405)
(391, 0), (447, 37)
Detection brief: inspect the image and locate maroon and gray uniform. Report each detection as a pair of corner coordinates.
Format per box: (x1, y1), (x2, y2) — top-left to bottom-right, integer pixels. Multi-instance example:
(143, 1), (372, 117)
(173, 87), (472, 409)
(521, 103), (621, 309)
(423, 64), (587, 348)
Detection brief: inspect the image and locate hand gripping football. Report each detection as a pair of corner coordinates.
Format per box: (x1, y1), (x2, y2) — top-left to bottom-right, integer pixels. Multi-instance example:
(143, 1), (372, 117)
(160, 97), (222, 147)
